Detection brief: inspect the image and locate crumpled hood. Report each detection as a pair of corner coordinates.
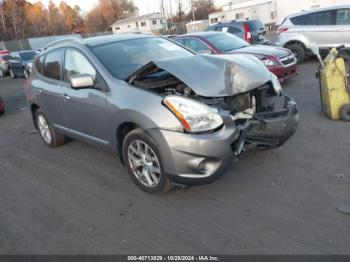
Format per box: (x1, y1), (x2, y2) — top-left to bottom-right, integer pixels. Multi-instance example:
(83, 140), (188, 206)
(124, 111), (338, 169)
(230, 45), (291, 58)
(151, 54), (272, 97)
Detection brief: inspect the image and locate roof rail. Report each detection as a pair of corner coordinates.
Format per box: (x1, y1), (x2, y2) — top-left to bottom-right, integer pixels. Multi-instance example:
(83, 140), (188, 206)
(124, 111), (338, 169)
(39, 37), (83, 52)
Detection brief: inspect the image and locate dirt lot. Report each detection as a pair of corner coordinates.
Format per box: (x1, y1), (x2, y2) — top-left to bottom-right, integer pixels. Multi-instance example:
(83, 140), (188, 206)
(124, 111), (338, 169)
(0, 59), (349, 255)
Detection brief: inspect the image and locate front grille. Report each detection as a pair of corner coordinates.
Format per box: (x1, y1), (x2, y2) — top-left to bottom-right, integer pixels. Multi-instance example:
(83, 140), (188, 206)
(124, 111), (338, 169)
(279, 55), (296, 66)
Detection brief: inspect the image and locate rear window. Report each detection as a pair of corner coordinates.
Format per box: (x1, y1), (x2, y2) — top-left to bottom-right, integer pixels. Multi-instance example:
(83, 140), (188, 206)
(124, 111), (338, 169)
(290, 15), (307, 25)
(246, 20), (265, 31)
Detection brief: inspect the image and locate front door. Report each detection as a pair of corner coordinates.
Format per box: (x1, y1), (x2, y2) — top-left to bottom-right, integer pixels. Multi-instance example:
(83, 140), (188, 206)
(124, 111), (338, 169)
(60, 48), (111, 145)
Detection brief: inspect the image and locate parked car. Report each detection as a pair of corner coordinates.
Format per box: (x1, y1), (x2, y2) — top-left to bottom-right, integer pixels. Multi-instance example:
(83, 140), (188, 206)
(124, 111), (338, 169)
(207, 20), (271, 45)
(0, 96), (5, 114)
(0, 49), (10, 55)
(0, 54), (11, 77)
(174, 32), (297, 83)
(9, 50), (37, 78)
(276, 5), (350, 63)
(27, 34), (298, 194)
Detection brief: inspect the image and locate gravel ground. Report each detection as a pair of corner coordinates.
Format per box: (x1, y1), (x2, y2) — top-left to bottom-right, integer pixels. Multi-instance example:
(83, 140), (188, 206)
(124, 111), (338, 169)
(0, 59), (349, 255)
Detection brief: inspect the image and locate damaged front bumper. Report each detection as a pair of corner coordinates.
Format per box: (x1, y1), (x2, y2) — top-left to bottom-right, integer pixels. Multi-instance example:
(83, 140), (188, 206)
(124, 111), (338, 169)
(149, 95), (298, 185)
(245, 95), (298, 150)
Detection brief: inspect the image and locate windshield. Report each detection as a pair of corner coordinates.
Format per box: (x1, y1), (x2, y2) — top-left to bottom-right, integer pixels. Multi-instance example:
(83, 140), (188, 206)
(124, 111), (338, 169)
(92, 37), (194, 80)
(203, 33), (249, 53)
(19, 51), (36, 61)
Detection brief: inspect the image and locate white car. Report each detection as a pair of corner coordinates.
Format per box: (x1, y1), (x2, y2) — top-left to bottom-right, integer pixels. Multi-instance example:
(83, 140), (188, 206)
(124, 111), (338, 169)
(276, 5), (350, 63)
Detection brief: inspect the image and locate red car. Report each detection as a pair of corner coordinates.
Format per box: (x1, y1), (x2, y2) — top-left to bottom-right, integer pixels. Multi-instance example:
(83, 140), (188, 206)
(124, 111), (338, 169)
(0, 96), (5, 114)
(0, 49), (10, 55)
(174, 32), (298, 83)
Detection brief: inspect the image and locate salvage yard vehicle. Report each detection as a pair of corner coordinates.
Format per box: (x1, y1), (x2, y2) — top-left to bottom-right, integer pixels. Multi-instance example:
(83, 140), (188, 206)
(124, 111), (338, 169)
(207, 20), (270, 45)
(0, 54), (11, 77)
(9, 50), (36, 79)
(276, 5), (350, 63)
(174, 32), (298, 83)
(26, 34), (298, 194)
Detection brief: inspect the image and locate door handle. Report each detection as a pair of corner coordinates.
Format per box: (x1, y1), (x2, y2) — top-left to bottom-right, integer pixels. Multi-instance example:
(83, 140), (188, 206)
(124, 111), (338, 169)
(61, 94), (70, 101)
(34, 88), (42, 94)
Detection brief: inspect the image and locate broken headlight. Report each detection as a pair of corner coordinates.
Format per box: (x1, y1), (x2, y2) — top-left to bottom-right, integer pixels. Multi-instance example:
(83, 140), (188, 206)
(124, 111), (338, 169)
(163, 95), (223, 133)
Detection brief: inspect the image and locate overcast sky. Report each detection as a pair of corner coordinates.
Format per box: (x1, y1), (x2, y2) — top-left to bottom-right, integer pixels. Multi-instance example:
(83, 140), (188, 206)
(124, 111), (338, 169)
(27, 0), (228, 15)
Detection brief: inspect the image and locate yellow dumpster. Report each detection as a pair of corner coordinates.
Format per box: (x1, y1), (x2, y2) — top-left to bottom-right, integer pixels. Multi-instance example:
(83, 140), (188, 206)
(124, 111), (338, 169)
(318, 47), (350, 121)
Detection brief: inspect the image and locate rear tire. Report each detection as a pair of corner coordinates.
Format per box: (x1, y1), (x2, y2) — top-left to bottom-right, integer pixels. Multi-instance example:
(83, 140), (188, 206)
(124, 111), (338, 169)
(287, 43), (305, 64)
(122, 128), (172, 195)
(340, 104), (350, 122)
(35, 109), (66, 147)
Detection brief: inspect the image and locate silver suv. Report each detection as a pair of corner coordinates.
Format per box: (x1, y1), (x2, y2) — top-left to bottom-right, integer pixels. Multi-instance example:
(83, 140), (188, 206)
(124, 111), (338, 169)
(276, 5), (350, 63)
(26, 34), (298, 194)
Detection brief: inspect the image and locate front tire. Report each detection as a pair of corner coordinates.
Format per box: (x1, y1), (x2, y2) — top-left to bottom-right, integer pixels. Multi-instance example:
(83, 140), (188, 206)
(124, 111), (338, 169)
(287, 43), (305, 64)
(36, 109), (66, 147)
(23, 69), (30, 79)
(9, 68), (16, 79)
(122, 129), (172, 194)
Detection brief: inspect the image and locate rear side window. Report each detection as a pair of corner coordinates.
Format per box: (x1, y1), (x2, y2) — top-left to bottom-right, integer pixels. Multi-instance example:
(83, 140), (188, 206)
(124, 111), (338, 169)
(35, 55), (45, 74)
(336, 9), (350, 25)
(43, 50), (62, 80)
(306, 11), (335, 25)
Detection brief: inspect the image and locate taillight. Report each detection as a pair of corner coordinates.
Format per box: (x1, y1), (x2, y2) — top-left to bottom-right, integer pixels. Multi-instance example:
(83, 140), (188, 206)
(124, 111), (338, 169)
(243, 23), (252, 43)
(277, 27), (289, 35)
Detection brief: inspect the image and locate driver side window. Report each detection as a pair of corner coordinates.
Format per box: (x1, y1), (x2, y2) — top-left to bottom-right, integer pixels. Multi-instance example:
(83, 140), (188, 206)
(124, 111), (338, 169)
(64, 49), (96, 83)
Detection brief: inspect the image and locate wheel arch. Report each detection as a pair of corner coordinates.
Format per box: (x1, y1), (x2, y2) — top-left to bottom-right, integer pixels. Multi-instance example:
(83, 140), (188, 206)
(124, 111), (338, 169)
(116, 122), (140, 164)
(31, 103), (40, 129)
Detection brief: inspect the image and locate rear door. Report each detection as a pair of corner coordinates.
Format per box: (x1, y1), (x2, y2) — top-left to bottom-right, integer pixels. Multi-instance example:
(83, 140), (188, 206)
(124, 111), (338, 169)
(60, 48), (111, 144)
(302, 10), (337, 48)
(335, 8), (350, 48)
(32, 50), (66, 126)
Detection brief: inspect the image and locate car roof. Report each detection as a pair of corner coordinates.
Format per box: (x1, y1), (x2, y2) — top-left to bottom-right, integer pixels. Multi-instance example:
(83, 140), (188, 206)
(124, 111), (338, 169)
(288, 4), (350, 18)
(84, 33), (156, 47)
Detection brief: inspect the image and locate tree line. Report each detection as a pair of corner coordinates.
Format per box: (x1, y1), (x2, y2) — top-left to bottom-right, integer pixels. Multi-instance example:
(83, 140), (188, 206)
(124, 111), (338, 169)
(0, 0), (220, 41)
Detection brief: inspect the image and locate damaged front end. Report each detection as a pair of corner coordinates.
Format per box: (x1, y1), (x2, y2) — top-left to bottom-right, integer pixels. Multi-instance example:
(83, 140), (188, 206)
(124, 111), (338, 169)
(128, 54), (298, 154)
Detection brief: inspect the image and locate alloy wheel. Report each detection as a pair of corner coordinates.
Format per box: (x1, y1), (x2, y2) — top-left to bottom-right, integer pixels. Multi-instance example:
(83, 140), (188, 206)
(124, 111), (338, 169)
(37, 114), (52, 144)
(127, 139), (161, 188)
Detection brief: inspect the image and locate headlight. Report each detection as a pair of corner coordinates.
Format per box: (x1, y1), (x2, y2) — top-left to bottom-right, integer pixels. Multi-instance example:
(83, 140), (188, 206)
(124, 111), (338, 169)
(163, 95), (223, 133)
(270, 73), (282, 96)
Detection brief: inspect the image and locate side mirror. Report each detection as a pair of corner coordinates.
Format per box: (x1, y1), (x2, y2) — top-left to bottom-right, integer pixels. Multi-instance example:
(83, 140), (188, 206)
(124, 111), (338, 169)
(197, 49), (213, 55)
(70, 74), (94, 90)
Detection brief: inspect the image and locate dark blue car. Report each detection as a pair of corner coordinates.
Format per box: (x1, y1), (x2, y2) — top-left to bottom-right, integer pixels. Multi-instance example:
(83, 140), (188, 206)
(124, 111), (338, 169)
(9, 50), (37, 79)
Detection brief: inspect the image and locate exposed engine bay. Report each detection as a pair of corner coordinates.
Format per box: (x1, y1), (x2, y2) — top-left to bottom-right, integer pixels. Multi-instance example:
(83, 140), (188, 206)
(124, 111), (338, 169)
(129, 66), (284, 117)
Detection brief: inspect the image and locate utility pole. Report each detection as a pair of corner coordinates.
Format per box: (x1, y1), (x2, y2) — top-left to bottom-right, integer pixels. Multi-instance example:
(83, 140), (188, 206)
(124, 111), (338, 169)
(191, 0), (195, 21)
(169, 0), (173, 24)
